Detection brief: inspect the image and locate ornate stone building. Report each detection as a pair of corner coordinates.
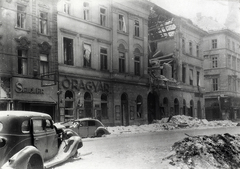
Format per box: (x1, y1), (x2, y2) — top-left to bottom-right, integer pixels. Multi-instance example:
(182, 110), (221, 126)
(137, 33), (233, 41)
(0, 0), (58, 119)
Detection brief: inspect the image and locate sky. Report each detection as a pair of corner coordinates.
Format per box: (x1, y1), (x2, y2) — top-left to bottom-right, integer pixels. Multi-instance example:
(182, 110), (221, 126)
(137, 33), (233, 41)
(151, 0), (240, 33)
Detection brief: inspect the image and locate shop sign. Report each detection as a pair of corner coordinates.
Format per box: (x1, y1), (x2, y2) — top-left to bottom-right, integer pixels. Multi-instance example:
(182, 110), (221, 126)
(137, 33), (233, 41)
(61, 78), (110, 93)
(15, 82), (44, 94)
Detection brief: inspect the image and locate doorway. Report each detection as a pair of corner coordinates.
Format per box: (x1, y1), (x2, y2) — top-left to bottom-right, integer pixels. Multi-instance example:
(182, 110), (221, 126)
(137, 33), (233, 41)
(121, 93), (129, 126)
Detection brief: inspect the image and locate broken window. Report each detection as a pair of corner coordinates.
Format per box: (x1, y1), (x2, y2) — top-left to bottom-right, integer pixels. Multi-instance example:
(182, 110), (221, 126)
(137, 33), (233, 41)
(63, 37), (73, 65)
(134, 20), (139, 37)
(83, 43), (91, 67)
(18, 50), (28, 75)
(119, 14), (126, 32)
(100, 7), (106, 26)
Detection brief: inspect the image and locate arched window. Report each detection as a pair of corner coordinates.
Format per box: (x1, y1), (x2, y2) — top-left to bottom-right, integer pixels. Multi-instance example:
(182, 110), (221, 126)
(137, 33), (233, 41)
(64, 90), (74, 121)
(136, 95), (143, 118)
(174, 98), (179, 115)
(84, 92), (92, 117)
(101, 94), (108, 119)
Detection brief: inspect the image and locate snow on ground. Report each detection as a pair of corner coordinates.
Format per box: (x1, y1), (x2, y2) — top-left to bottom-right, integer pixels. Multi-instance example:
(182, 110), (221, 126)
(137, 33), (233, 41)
(106, 115), (238, 136)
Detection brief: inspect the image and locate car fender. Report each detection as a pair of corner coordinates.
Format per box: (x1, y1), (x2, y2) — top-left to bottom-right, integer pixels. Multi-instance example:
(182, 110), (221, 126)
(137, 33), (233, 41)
(1, 146), (43, 169)
(95, 127), (110, 136)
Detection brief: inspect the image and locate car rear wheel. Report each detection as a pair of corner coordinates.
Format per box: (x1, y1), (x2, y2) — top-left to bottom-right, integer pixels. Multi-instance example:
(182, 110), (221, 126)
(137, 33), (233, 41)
(96, 130), (105, 137)
(27, 154), (43, 169)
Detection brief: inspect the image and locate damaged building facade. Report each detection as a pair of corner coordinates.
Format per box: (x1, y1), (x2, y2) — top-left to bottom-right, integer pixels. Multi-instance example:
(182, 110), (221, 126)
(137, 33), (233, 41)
(148, 5), (206, 122)
(57, 0), (151, 126)
(0, 0), (58, 119)
(203, 30), (240, 120)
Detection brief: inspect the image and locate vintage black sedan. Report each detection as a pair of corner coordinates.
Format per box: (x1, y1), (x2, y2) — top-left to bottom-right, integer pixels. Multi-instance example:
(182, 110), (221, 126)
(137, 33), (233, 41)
(0, 111), (83, 169)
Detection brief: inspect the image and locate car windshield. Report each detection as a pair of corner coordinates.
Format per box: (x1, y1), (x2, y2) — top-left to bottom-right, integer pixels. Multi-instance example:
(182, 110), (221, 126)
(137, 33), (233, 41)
(0, 122), (2, 132)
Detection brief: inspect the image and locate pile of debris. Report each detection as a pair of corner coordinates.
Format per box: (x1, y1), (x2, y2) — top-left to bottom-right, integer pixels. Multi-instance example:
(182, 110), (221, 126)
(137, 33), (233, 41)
(161, 133), (240, 169)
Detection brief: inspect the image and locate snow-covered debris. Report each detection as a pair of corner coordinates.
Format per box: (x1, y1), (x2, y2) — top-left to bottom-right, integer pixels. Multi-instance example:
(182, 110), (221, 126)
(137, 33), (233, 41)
(107, 115), (237, 135)
(161, 133), (240, 169)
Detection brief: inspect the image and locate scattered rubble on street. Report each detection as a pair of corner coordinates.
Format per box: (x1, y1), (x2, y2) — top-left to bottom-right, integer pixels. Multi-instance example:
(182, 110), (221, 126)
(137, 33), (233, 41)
(160, 133), (240, 169)
(107, 115), (238, 135)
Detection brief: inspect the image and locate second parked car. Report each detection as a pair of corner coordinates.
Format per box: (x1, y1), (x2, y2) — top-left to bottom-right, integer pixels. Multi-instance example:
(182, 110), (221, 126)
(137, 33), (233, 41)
(61, 118), (110, 138)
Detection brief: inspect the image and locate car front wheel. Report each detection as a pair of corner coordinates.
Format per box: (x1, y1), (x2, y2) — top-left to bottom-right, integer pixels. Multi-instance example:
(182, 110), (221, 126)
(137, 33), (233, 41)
(96, 130), (105, 137)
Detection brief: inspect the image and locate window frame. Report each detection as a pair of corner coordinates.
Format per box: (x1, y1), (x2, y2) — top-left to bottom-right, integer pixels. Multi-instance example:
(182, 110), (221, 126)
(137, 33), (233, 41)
(63, 37), (74, 66)
(212, 39), (217, 49)
(134, 20), (140, 37)
(63, 2), (70, 14)
(17, 5), (26, 29)
(39, 54), (49, 75)
(119, 52), (125, 73)
(100, 47), (108, 70)
(134, 56), (140, 76)
(83, 2), (90, 20)
(83, 43), (92, 67)
(118, 14), (126, 32)
(189, 41), (192, 55)
(18, 49), (28, 75)
(212, 78), (218, 91)
(100, 7), (106, 26)
(39, 11), (48, 35)
(211, 55), (218, 68)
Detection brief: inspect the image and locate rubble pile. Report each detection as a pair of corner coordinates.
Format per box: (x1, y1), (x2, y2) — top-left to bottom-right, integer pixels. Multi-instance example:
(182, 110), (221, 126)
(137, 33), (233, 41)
(162, 133), (240, 169)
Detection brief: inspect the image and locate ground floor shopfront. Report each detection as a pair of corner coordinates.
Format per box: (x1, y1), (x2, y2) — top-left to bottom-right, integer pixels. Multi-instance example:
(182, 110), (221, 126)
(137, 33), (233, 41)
(0, 76), (58, 120)
(205, 96), (240, 121)
(58, 75), (149, 126)
(147, 88), (205, 123)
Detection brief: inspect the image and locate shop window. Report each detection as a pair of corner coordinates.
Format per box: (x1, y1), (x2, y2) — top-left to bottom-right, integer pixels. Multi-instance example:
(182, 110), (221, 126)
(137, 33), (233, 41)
(83, 2), (90, 20)
(18, 49), (28, 75)
(39, 54), (49, 75)
(63, 37), (73, 65)
(212, 39), (217, 49)
(39, 12), (48, 35)
(119, 52), (125, 73)
(65, 90), (74, 121)
(100, 48), (107, 70)
(17, 5), (26, 29)
(136, 95), (142, 118)
(134, 20), (139, 37)
(84, 92), (92, 117)
(83, 43), (91, 67)
(101, 94), (108, 119)
(118, 14), (126, 32)
(174, 98), (179, 115)
(100, 7), (106, 26)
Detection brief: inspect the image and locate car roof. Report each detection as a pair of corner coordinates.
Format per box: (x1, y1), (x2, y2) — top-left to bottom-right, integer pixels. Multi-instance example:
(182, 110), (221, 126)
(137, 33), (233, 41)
(0, 111), (51, 118)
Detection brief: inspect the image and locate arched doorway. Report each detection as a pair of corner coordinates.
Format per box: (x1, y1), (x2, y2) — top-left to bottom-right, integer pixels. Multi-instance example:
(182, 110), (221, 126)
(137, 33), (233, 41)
(64, 90), (74, 121)
(197, 100), (202, 119)
(174, 98), (179, 115)
(84, 92), (93, 118)
(183, 99), (186, 115)
(163, 97), (169, 117)
(189, 100), (194, 117)
(121, 93), (129, 126)
(147, 92), (159, 123)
